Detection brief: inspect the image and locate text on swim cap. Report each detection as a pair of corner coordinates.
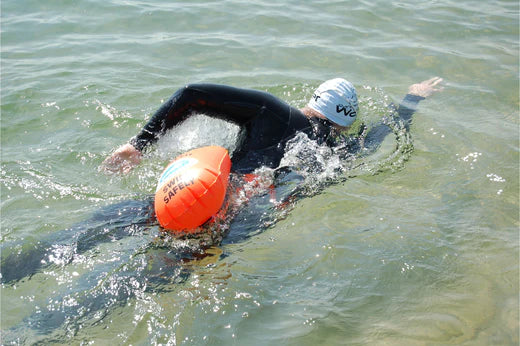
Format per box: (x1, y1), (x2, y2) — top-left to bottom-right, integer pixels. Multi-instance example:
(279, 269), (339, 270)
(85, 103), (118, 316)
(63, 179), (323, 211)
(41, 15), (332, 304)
(336, 104), (357, 117)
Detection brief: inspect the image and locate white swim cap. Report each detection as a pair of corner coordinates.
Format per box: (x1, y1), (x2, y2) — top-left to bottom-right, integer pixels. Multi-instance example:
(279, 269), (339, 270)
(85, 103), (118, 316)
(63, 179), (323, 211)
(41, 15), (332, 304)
(307, 78), (358, 127)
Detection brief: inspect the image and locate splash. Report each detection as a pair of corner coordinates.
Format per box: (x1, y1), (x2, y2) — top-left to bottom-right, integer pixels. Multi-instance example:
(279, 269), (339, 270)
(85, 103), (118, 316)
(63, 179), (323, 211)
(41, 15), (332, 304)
(155, 113), (242, 161)
(355, 85), (415, 174)
(279, 85), (414, 195)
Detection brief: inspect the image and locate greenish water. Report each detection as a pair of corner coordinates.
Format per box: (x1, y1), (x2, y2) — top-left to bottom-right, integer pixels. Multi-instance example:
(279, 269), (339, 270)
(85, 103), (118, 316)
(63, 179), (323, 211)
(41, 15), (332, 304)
(1, 0), (518, 345)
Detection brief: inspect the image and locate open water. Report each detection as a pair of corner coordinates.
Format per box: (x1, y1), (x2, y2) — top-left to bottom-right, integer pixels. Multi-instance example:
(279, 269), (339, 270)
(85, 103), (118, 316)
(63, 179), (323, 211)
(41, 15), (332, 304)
(1, 0), (519, 345)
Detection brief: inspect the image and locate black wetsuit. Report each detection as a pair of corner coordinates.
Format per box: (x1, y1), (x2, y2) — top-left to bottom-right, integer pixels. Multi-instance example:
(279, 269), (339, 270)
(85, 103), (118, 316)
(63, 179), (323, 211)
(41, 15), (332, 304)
(130, 83), (424, 172)
(130, 83), (338, 173)
(0, 84), (427, 339)
(0, 83), (425, 284)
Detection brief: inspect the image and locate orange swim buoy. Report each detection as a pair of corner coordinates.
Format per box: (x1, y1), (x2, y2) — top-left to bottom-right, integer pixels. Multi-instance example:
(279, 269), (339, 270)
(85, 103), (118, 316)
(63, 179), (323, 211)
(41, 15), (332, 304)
(154, 146), (232, 234)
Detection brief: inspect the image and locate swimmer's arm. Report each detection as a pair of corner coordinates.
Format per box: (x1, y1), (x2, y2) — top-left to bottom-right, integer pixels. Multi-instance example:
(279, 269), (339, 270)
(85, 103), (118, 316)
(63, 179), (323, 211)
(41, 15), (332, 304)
(102, 85), (208, 174)
(102, 84), (273, 174)
(130, 84), (270, 151)
(395, 93), (425, 129)
(399, 76), (443, 126)
(362, 77), (443, 151)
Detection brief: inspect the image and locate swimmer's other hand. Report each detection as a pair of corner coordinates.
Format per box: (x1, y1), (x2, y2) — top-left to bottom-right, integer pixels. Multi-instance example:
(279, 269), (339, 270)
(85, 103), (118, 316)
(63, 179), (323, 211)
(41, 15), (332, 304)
(408, 77), (444, 98)
(100, 143), (142, 174)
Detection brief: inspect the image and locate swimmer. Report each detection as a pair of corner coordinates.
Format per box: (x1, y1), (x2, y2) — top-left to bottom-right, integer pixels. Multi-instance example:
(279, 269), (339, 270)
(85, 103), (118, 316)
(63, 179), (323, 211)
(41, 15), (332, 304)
(2, 77), (443, 284)
(102, 77), (443, 174)
(1, 77), (443, 338)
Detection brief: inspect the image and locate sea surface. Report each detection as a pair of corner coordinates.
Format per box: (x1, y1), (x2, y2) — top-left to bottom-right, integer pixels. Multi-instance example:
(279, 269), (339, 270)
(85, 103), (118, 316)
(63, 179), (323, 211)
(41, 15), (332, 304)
(1, 0), (519, 345)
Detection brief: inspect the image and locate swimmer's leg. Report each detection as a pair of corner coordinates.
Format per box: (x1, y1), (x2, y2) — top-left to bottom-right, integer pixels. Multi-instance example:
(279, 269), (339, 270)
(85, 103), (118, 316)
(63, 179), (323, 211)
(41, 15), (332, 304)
(74, 197), (154, 253)
(5, 245), (196, 341)
(0, 198), (154, 284)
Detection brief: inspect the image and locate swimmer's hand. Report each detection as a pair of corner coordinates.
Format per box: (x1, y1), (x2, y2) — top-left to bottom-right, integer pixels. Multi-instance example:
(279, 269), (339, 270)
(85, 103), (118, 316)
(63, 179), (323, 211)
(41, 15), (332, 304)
(100, 143), (142, 174)
(408, 77), (444, 98)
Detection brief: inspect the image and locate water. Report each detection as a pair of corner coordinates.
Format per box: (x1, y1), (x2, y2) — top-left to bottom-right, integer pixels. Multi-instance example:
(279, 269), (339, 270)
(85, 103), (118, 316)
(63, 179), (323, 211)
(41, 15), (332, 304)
(1, 0), (518, 344)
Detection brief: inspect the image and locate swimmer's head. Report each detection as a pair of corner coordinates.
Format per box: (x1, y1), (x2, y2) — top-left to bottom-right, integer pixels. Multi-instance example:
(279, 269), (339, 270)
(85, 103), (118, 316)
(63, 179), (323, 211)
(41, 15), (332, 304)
(307, 78), (358, 127)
